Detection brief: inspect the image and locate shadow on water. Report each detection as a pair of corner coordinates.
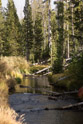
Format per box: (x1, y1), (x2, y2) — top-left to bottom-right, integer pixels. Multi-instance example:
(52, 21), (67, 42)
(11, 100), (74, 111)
(9, 76), (83, 124)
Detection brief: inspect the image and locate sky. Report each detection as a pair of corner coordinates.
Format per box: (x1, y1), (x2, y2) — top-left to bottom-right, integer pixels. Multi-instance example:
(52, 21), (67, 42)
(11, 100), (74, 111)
(2, 0), (25, 19)
(2, 0), (55, 19)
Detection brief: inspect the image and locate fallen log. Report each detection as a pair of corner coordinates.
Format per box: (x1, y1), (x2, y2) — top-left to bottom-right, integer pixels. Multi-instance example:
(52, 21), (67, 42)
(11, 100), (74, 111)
(62, 90), (78, 95)
(61, 102), (83, 110)
(44, 102), (83, 111)
(55, 102), (83, 110)
(48, 96), (57, 101)
(34, 66), (51, 75)
(20, 85), (78, 97)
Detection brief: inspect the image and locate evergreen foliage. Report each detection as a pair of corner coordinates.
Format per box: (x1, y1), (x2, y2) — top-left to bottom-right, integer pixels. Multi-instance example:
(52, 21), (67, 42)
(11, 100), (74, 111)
(23, 0), (33, 61)
(0, 0), (83, 88)
(53, 1), (64, 73)
(0, 0), (5, 55)
(68, 52), (83, 88)
(34, 13), (44, 62)
(4, 0), (21, 56)
(72, 0), (83, 48)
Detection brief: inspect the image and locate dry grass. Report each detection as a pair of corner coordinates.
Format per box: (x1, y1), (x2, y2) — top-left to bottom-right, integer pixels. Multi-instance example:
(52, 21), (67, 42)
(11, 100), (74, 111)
(0, 57), (28, 124)
(0, 80), (8, 92)
(0, 79), (8, 106)
(0, 81), (25, 124)
(0, 56), (30, 79)
(0, 106), (25, 124)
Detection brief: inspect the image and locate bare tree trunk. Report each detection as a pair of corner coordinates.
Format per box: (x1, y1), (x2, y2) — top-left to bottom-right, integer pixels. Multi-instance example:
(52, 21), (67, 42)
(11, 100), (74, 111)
(66, 0), (70, 59)
(71, 3), (75, 51)
(48, 0), (52, 65)
(67, 24), (70, 58)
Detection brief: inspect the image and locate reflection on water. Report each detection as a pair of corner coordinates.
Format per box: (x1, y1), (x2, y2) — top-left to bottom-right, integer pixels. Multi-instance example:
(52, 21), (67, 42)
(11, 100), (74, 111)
(15, 75), (53, 94)
(9, 93), (83, 124)
(13, 76), (83, 124)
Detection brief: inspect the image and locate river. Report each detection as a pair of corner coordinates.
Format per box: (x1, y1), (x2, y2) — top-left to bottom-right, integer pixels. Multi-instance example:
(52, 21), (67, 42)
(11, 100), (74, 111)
(9, 76), (83, 124)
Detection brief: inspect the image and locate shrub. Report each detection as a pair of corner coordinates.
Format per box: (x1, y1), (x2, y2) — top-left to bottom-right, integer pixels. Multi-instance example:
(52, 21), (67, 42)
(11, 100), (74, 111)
(68, 53), (83, 84)
(52, 59), (63, 74)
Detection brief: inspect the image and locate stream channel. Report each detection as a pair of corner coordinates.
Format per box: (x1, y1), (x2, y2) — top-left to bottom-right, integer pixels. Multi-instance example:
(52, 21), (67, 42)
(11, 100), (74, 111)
(9, 76), (83, 124)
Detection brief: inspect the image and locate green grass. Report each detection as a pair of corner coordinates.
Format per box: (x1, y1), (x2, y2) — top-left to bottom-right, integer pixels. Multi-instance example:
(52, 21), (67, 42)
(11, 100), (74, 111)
(48, 72), (83, 91)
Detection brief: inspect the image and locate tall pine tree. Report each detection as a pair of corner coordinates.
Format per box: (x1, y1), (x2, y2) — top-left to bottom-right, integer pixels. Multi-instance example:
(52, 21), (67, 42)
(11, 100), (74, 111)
(53, 1), (64, 73)
(24, 0), (33, 61)
(0, 0), (4, 55)
(34, 13), (44, 62)
(72, 0), (83, 50)
(4, 0), (21, 56)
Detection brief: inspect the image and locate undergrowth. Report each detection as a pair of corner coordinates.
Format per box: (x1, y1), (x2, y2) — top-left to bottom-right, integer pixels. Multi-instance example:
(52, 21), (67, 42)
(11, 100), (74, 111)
(0, 56), (29, 124)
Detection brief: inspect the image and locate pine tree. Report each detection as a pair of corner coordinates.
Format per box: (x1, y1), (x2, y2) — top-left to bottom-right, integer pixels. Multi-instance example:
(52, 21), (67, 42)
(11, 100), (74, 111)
(34, 13), (44, 62)
(53, 1), (64, 73)
(4, 0), (21, 56)
(72, 0), (83, 50)
(24, 0), (33, 61)
(0, 0), (4, 55)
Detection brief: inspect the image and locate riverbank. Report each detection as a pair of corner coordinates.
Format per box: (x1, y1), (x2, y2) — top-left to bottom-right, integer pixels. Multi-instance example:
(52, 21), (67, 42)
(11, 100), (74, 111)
(0, 56), (30, 91)
(0, 82), (25, 124)
(48, 72), (83, 99)
(0, 56), (30, 124)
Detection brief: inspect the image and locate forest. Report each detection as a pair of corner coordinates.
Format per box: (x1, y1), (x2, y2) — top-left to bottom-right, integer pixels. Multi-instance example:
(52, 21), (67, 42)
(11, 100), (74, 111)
(0, 0), (83, 87)
(0, 0), (83, 124)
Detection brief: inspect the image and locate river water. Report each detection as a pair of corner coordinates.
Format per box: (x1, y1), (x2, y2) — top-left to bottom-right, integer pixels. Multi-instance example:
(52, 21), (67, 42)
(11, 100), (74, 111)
(9, 76), (83, 124)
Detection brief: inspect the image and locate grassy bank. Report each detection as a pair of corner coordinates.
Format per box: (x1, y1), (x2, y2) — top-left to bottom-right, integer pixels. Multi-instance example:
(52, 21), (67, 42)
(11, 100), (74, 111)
(0, 56), (30, 89)
(0, 56), (30, 124)
(0, 56), (30, 78)
(0, 80), (25, 124)
(48, 71), (83, 91)
(49, 54), (83, 92)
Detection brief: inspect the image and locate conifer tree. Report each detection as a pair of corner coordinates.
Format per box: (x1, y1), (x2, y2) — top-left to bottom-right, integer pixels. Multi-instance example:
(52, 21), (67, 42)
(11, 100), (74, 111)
(72, 0), (83, 50)
(53, 1), (64, 73)
(24, 0), (33, 61)
(34, 13), (44, 62)
(0, 0), (4, 55)
(4, 0), (21, 56)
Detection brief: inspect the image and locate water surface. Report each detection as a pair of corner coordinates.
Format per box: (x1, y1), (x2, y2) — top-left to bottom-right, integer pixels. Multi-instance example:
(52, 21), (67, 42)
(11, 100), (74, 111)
(9, 76), (83, 124)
